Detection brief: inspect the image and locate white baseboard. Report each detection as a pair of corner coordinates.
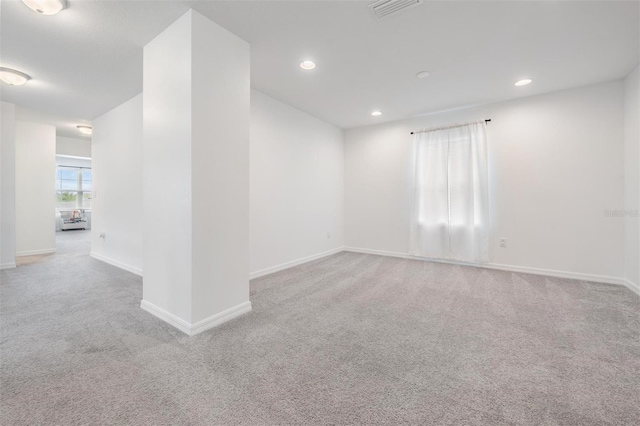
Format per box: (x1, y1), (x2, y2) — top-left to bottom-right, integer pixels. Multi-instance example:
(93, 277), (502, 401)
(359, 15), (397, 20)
(485, 262), (623, 286)
(15, 248), (56, 257)
(250, 247), (344, 280)
(190, 301), (253, 335)
(343, 246), (627, 288)
(621, 278), (640, 296)
(345, 247), (476, 266)
(140, 300), (191, 335)
(90, 251), (143, 276)
(0, 262), (16, 270)
(140, 299), (252, 336)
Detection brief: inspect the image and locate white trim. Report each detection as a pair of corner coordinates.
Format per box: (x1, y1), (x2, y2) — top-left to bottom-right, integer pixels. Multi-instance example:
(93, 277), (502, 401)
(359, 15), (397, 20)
(344, 246), (474, 266)
(621, 278), (640, 296)
(90, 251), (143, 276)
(15, 248), (56, 257)
(190, 301), (253, 336)
(0, 262), (16, 270)
(486, 262), (623, 286)
(343, 247), (627, 287)
(140, 300), (191, 335)
(140, 299), (252, 336)
(250, 247), (344, 280)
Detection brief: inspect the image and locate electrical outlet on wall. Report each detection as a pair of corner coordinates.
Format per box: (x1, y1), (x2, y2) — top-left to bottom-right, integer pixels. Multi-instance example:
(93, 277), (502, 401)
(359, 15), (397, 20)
(327, 231), (331, 239)
(499, 238), (507, 248)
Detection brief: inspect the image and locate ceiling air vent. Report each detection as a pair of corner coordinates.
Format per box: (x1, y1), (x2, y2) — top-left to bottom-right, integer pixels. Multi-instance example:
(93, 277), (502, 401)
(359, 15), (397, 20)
(369, 0), (424, 19)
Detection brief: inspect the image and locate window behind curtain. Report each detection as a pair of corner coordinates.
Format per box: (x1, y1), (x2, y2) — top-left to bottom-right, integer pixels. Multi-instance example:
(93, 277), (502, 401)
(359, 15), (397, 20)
(56, 167), (92, 210)
(409, 121), (489, 263)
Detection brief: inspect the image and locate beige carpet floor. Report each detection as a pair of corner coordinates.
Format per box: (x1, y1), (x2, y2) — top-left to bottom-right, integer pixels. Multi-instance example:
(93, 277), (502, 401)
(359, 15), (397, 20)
(1, 230), (639, 425)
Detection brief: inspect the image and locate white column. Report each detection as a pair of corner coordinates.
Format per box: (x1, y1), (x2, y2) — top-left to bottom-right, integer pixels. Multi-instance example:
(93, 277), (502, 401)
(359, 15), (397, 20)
(142, 10), (251, 335)
(15, 121), (56, 256)
(0, 102), (16, 269)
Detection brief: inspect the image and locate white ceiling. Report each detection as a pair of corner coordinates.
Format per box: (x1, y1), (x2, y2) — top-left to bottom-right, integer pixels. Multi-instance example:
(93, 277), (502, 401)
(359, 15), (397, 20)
(15, 105), (92, 138)
(1, 0), (638, 131)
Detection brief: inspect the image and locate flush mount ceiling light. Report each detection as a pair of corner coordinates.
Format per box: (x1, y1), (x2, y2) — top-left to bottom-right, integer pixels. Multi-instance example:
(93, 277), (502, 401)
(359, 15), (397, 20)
(0, 67), (31, 86)
(300, 60), (316, 70)
(21, 0), (69, 15)
(371, 111), (382, 116)
(76, 125), (92, 136)
(416, 71), (430, 79)
(515, 78), (533, 86)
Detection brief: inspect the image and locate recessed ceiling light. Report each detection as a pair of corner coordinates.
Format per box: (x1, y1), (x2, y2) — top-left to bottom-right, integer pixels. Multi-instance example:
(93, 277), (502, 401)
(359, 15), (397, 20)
(371, 111), (382, 116)
(300, 60), (316, 70)
(0, 67), (31, 86)
(515, 78), (533, 86)
(416, 71), (430, 79)
(21, 0), (69, 15)
(76, 125), (92, 136)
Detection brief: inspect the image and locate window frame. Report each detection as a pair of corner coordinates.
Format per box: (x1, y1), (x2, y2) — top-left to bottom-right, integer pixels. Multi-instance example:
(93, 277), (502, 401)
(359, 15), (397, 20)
(56, 166), (92, 211)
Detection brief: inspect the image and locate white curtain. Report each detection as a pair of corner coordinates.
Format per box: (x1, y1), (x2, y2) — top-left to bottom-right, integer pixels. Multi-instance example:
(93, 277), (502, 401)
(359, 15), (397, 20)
(409, 121), (489, 263)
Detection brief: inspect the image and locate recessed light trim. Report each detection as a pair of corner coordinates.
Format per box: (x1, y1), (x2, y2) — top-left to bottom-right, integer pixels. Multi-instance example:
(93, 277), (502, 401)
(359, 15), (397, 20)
(416, 71), (430, 79)
(300, 60), (316, 70)
(21, 0), (69, 15)
(76, 125), (92, 136)
(371, 111), (382, 116)
(515, 78), (533, 86)
(0, 67), (31, 86)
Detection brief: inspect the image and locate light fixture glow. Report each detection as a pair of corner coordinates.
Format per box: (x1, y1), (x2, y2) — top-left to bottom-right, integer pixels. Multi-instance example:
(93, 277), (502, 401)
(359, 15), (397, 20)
(300, 60), (316, 70)
(515, 78), (533, 86)
(21, 0), (68, 15)
(371, 111), (382, 116)
(76, 125), (92, 136)
(0, 67), (31, 86)
(416, 71), (430, 79)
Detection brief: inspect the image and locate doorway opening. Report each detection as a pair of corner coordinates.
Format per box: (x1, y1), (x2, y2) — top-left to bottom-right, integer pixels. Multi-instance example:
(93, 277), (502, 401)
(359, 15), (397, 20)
(55, 156), (92, 255)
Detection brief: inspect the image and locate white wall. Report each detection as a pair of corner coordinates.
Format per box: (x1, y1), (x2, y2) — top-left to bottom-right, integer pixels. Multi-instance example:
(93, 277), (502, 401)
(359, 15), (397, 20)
(624, 65), (639, 289)
(15, 121), (56, 256)
(88, 92), (344, 286)
(345, 81), (625, 281)
(142, 11), (194, 324)
(143, 10), (250, 332)
(190, 10), (250, 324)
(56, 136), (91, 158)
(250, 90), (344, 276)
(90, 94), (143, 275)
(0, 102), (16, 268)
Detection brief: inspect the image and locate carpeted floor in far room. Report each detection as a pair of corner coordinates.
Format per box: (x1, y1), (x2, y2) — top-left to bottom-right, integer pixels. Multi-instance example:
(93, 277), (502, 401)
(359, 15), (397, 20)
(1, 230), (639, 425)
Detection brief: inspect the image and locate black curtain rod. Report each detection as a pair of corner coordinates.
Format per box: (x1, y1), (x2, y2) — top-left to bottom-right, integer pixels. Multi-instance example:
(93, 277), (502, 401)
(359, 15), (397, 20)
(410, 119), (491, 135)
